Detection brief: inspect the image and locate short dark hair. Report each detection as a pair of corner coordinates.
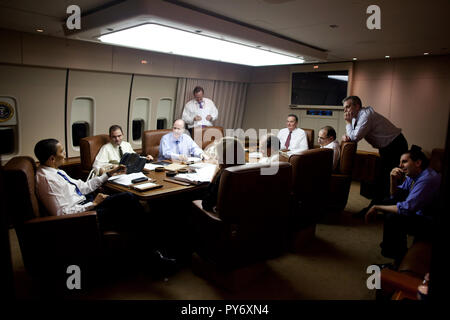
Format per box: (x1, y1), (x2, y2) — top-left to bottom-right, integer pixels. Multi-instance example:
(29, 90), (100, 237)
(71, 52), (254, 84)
(321, 126), (336, 140)
(404, 145), (429, 170)
(343, 96), (362, 108)
(34, 139), (59, 164)
(109, 125), (123, 136)
(193, 86), (204, 95)
(287, 114), (298, 123)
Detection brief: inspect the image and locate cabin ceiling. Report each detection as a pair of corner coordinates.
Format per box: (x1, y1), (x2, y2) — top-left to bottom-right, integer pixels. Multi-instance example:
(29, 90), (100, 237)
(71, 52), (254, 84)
(0, 0), (449, 63)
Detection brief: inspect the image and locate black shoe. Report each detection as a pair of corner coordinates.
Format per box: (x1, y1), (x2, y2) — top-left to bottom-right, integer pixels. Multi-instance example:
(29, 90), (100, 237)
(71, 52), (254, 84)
(150, 250), (178, 278)
(374, 263), (397, 271)
(352, 207), (369, 219)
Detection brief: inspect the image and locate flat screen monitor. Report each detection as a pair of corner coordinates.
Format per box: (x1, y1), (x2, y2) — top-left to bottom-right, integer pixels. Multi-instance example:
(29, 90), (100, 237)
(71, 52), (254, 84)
(291, 70), (348, 107)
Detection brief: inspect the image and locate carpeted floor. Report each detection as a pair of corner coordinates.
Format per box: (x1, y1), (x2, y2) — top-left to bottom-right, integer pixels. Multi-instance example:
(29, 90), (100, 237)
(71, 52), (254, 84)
(10, 181), (401, 300)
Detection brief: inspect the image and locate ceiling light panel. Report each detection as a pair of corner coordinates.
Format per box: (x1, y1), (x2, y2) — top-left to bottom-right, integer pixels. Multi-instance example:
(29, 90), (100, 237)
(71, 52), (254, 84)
(98, 24), (304, 66)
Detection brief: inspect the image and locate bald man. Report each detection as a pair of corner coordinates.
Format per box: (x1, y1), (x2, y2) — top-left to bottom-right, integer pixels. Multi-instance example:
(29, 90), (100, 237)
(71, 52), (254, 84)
(158, 119), (206, 161)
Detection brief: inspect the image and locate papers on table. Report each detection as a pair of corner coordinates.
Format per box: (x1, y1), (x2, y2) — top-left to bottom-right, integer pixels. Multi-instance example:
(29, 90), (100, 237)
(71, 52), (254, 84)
(144, 163), (164, 171)
(165, 163), (188, 171)
(186, 157), (202, 163)
(133, 182), (161, 191)
(174, 163), (217, 185)
(249, 152), (263, 159)
(108, 172), (148, 186)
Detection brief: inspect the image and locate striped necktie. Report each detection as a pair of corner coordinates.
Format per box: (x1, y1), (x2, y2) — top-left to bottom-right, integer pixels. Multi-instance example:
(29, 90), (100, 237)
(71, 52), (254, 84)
(119, 145), (123, 158)
(57, 171), (83, 196)
(198, 101), (203, 109)
(285, 131), (292, 149)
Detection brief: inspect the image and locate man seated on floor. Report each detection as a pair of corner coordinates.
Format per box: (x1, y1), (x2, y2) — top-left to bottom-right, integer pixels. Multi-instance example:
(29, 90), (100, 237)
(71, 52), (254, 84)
(318, 126), (340, 171)
(34, 138), (175, 269)
(158, 119), (208, 161)
(365, 145), (441, 267)
(93, 124), (153, 175)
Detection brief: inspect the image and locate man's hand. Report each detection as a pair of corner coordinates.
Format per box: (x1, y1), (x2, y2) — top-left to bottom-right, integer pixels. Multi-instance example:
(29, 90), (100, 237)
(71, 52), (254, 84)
(106, 164), (126, 177)
(146, 154), (154, 161)
(93, 193), (108, 206)
(344, 111), (352, 123)
(201, 153), (210, 161)
(341, 135), (351, 142)
(194, 115), (202, 121)
(365, 205), (379, 224)
(390, 167), (405, 181)
(206, 115), (212, 121)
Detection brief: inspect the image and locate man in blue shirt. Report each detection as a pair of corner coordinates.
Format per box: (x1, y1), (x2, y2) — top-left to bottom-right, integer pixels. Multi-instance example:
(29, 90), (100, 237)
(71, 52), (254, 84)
(365, 145), (441, 264)
(159, 119), (206, 161)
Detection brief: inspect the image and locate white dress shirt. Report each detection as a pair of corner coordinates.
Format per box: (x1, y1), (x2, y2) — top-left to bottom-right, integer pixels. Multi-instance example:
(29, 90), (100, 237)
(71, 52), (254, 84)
(277, 127), (308, 156)
(36, 165), (108, 216)
(93, 141), (135, 173)
(182, 97), (218, 128)
(321, 140), (340, 171)
(346, 106), (402, 149)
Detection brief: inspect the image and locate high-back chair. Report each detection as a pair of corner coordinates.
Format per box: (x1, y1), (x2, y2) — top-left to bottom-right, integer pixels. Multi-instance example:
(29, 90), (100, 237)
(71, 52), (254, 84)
(327, 141), (357, 214)
(142, 129), (172, 159)
(3, 156), (102, 279)
(301, 128), (314, 149)
(79, 134), (110, 177)
(192, 126), (225, 149)
(288, 148), (333, 249)
(191, 162), (291, 289)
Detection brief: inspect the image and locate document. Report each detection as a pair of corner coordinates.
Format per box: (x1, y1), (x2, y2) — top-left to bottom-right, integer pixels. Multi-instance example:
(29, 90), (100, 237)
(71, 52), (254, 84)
(108, 172), (148, 186)
(144, 163), (164, 171)
(173, 164), (217, 185)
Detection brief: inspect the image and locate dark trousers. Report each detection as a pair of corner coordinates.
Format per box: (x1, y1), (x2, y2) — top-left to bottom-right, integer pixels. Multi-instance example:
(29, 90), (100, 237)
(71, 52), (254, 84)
(94, 192), (154, 252)
(381, 211), (432, 262)
(374, 133), (408, 202)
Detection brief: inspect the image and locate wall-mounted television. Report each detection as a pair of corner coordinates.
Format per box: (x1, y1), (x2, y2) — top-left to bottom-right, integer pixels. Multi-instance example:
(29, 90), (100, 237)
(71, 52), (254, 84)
(289, 62), (353, 110)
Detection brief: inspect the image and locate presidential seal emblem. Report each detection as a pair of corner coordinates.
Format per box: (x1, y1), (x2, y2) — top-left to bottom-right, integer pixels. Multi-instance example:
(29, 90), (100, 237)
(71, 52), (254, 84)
(0, 101), (14, 122)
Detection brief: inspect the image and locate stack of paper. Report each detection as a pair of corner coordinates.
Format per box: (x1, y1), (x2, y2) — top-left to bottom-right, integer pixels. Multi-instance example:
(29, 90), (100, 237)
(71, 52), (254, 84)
(108, 172), (148, 186)
(174, 164), (217, 185)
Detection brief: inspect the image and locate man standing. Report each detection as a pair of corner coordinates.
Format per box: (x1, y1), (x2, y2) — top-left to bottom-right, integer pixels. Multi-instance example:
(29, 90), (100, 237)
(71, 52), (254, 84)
(341, 96), (408, 217)
(365, 146), (441, 266)
(159, 119), (207, 161)
(182, 86), (218, 135)
(93, 125), (153, 174)
(277, 114), (308, 156)
(318, 126), (340, 171)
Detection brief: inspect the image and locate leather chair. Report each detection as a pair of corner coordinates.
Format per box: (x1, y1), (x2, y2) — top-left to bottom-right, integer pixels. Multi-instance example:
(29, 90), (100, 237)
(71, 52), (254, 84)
(288, 148), (333, 250)
(327, 142), (357, 214)
(79, 134), (109, 177)
(191, 162), (291, 289)
(142, 129), (172, 159)
(301, 128), (314, 149)
(192, 126), (225, 149)
(3, 156), (103, 280)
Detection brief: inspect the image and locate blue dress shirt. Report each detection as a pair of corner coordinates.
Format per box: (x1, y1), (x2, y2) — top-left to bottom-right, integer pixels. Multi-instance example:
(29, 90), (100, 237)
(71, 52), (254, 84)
(158, 132), (203, 160)
(395, 167), (441, 216)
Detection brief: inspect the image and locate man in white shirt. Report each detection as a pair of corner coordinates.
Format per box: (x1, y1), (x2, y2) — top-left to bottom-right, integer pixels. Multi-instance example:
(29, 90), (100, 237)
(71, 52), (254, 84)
(159, 119), (207, 161)
(182, 86), (218, 135)
(34, 138), (177, 269)
(93, 125), (153, 175)
(277, 114), (308, 156)
(341, 96), (408, 217)
(318, 126), (340, 171)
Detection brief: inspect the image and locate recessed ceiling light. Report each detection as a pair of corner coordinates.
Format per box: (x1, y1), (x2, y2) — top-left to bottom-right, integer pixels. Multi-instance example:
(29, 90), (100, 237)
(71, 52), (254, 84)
(36, 29), (44, 33)
(353, 57), (357, 60)
(98, 24), (305, 66)
(424, 52), (430, 55)
(385, 55), (390, 58)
